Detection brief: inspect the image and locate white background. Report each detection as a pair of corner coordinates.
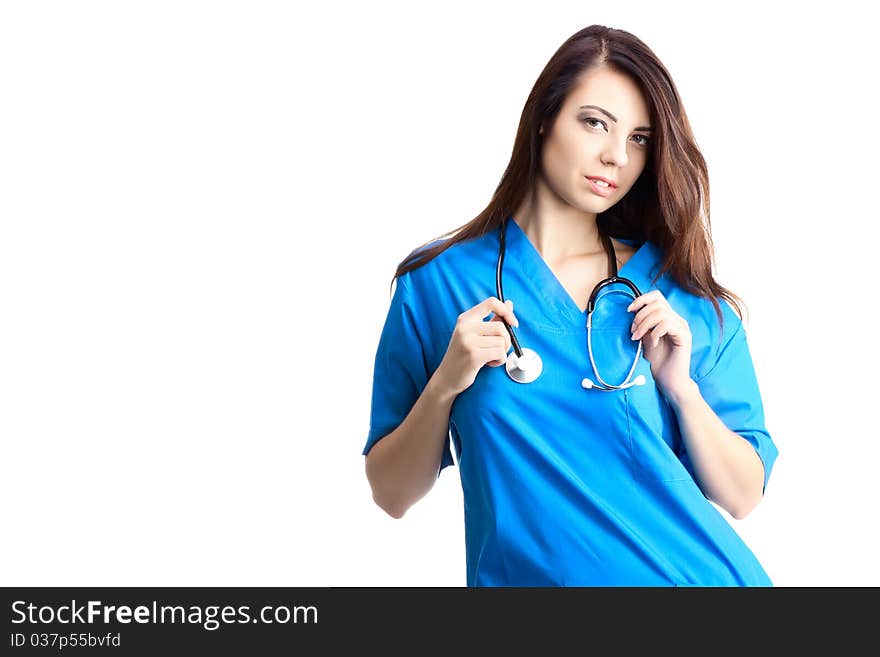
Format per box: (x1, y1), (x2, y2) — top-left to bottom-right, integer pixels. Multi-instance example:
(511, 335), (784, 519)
(1, 1), (877, 586)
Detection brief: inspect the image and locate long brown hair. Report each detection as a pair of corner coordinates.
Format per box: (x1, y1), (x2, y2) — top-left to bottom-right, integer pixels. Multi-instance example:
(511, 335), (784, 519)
(390, 24), (746, 336)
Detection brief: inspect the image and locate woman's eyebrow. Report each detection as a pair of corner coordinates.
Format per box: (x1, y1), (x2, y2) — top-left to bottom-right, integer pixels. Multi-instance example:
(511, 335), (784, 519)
(579, 104), (653, 132)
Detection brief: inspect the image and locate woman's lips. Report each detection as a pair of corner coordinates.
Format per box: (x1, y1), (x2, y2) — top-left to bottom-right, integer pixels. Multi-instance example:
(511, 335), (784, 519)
(585, 176), (614, 197)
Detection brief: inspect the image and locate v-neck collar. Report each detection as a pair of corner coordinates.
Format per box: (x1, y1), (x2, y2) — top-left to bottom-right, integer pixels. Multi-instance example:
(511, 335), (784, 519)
(501, 215), (662, 326)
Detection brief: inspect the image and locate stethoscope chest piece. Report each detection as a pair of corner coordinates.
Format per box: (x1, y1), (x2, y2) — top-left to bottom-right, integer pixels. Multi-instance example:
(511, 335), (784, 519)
(505, 347), (543, 384)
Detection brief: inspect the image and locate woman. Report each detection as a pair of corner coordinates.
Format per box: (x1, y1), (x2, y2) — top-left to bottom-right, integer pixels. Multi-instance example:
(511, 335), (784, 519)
(362, 25), (779, 586)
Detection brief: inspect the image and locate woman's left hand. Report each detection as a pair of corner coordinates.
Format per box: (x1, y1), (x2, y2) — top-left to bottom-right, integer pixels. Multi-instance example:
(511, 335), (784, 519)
(627, 291), (693, 402)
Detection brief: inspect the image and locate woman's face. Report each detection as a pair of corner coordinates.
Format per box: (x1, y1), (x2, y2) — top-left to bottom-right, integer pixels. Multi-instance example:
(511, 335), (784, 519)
(539, 65), (653, 213)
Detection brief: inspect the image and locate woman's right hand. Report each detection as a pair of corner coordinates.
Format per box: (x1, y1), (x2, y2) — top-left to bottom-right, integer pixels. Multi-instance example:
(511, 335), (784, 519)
(434, 297), (520, 397)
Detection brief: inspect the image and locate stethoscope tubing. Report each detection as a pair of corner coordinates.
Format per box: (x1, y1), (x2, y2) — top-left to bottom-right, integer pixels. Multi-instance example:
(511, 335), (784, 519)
(496, 223), (525, 359)
(495, 217), (644, 390)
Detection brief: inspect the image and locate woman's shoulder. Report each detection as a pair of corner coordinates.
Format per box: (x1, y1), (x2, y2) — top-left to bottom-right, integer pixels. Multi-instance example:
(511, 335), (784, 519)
(403, 230), (494, 280)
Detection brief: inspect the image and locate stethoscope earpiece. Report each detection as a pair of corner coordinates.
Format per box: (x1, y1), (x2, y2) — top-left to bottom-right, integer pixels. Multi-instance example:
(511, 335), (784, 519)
(497, 218), (644, 391)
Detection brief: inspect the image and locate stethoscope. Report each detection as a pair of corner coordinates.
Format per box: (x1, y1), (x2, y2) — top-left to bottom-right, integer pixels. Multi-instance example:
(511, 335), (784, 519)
(497, 217), (647, 391)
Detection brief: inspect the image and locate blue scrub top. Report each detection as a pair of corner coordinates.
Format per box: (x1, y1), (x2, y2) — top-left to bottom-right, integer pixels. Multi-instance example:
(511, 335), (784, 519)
(363, 216), (779, 587)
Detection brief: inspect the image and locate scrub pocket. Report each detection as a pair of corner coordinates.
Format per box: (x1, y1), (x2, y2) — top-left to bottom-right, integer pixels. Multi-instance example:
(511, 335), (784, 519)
(623, 355), (693, 483)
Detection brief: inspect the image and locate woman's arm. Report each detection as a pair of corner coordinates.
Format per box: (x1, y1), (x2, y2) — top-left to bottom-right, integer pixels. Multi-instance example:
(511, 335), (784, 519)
(365, 371), (458, 519)
(666, 382), (766, 519)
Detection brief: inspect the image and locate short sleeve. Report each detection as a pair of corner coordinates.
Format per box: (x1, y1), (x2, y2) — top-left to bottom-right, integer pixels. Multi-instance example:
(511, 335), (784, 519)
(362, 273), (455, 475)
(692, 319), (779, 494)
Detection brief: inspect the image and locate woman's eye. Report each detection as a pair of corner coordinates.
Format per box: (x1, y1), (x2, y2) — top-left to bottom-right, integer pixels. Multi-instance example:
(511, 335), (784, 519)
(584, 117), (650, 147)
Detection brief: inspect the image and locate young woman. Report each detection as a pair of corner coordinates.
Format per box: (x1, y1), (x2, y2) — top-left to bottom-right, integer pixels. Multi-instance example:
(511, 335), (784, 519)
(362, 25), (779, 586)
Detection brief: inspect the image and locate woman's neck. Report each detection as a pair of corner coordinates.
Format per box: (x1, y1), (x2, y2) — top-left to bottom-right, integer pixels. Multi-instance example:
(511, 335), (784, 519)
(512, 191), (603, 264)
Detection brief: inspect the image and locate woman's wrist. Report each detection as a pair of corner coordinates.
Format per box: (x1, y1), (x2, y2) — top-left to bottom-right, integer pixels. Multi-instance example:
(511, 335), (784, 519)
(664, 379), (701, 411)
(427, 367), (460, 404)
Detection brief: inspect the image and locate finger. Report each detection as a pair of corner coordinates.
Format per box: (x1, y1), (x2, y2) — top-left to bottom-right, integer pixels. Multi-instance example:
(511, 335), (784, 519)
(484, 322), (513, 351)
(631, 307), (666, 340)
(626, 290), (666, 313)
(484, 339), (512, 356)
(490, 299), (519, 328)
(480, 320), (511, 342)
(464, 297), (519, 327)
(485, 344), (510, 367)
(478, 336), (511, 351)
(652, 316), (690, 347)
(630, 300), (658, 327)
(631, 297), (672, 326)
(626, 294), (651, 313)
(480, 321), (512, 352)
(626, 297), (642, 313)
(489, 300), (515, 321)
(649, 320), (671, 347)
